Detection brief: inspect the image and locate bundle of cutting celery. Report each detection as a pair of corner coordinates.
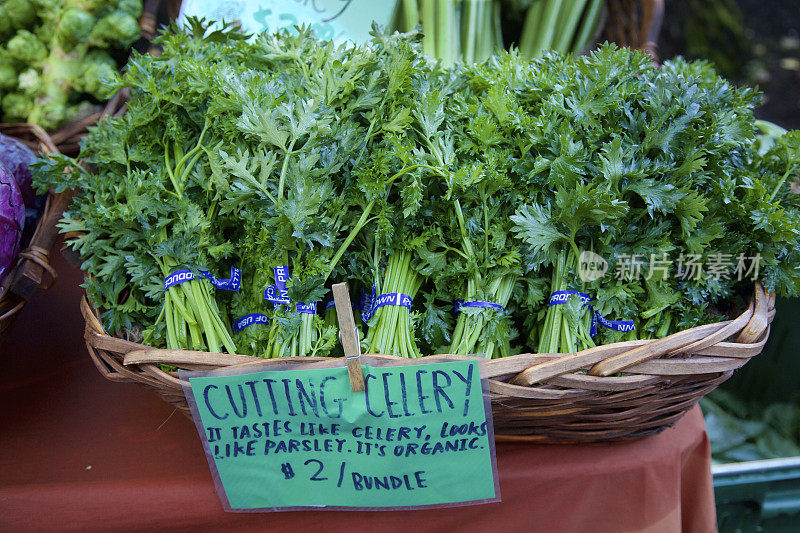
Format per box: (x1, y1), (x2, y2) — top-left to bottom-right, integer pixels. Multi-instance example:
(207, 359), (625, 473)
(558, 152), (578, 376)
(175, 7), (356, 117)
(390, 0), (604, 64)
(35, 20), (800, 360)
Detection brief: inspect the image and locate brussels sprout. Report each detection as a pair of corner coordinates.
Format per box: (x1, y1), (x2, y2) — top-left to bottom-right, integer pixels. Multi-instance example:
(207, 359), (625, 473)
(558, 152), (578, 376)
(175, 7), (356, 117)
(81, 0), (118, 16)
(5, 0), (37, 31)
(7, 30), (48, 65)
(57, 8), (97, 49)
(89, 10), (140, 48)
(79, 51), (118, 99)
(32, 101), (68, 132)
(0, 7), (12, 39)
(1, 93), (34, 122)
(0, 62), (17, 90)
(31, 0), (61, 15)
(16, 69), (40, 96)
(117, 0), (144, 19)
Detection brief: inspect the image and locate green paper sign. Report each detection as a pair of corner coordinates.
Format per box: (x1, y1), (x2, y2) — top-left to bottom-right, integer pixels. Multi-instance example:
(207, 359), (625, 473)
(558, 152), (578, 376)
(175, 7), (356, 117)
(178, 0), (399, 45)
(182, 360), (499, 511)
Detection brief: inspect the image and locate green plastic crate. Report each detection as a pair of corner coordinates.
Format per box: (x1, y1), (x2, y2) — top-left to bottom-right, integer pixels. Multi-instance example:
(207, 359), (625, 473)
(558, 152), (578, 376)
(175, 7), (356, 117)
(722, 298), (800, 404)
(712, 297), (800, 532)
(714, 457), (800, 532)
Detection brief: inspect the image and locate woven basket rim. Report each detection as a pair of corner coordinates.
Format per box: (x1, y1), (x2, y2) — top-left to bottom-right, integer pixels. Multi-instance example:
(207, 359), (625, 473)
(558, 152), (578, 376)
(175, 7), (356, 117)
(82, 283), (774, 392)
(79, 283), (774, 442)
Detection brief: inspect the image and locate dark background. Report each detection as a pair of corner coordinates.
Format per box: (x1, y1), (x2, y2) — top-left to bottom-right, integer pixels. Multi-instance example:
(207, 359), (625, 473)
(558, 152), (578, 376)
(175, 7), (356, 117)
(660, 0), (800, 130)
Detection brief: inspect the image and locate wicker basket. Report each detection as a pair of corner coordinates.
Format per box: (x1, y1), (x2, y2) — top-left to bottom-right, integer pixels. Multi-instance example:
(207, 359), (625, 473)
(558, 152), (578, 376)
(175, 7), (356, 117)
(81, 283), (774, 443)
(0, 124), (68, 338)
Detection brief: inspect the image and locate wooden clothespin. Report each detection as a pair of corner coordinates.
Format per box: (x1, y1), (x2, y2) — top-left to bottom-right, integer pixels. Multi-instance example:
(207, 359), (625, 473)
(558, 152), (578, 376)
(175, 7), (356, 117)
(332, 282), (365, 392)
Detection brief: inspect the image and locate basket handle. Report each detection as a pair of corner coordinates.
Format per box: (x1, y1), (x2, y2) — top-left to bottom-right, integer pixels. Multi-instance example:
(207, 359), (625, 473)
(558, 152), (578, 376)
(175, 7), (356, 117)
(332, 282), (365, 392)
(8, 189), (75, 300)
(735, 282), (770, 344)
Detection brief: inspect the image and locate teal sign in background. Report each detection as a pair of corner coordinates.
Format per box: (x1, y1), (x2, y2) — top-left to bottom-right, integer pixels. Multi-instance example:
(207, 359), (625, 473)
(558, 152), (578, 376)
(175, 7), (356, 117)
(183, 361), (498, 510)
(178, 0), (399, 44)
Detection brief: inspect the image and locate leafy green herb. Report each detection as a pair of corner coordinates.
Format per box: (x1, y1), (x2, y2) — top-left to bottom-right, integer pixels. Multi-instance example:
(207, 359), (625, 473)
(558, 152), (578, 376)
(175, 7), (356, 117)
(34, 21), (800, 363)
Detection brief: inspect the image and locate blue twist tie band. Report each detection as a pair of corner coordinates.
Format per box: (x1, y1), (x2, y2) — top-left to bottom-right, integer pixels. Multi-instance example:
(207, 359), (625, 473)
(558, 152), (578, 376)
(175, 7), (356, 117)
(274, 265), (290, 289)
(262, 266), (319, 314)
(263, 266), (291, 304)
(591, 312), (636, 336)
(548, 291), (635, 336)
(263, 285), (291, 304)
(359, 289), (372, 313)
(360, 285), (377, 322)
(233, 313), (269, 333)
(361, 290), (412, 322)
(454, 299), (506, 314)
(548, 290), (595, 306)
(164, 267), (241, 292)
(296, 302), (318, 314)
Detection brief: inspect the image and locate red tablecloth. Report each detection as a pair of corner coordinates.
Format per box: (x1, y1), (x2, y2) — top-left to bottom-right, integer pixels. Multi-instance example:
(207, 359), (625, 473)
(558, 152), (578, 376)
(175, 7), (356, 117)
(0, 248), (717, 532)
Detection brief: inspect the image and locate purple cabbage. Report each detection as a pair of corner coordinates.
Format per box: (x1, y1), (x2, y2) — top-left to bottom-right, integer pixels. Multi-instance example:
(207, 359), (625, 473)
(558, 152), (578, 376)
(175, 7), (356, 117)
(0, 161), (25, 283)
(0, 133), (38, 206)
